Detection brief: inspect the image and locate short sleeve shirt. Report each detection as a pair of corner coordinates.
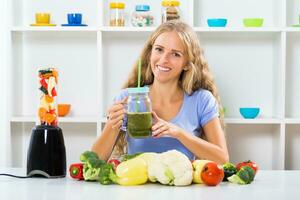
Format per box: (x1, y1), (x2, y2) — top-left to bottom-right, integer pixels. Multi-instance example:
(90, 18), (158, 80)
(113, 88), (219, 160)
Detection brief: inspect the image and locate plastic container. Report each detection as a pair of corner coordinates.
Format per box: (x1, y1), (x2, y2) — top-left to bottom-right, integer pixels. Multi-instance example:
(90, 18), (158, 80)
(207, 18), (227, 27)
(161, 0), (180, 23)
(239, 107), (260, 119)
(126, 87), (152, 138)
(243, 18), (264, 27)
(131, 5), (154, 27)
(109, 2), (125, 26)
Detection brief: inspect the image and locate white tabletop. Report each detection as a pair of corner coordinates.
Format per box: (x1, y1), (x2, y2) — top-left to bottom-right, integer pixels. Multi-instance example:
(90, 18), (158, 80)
(0, 169), (299, 200)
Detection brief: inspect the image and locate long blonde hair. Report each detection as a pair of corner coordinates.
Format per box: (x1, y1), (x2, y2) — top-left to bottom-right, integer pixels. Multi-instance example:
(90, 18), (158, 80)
(113, 20), (225, 157)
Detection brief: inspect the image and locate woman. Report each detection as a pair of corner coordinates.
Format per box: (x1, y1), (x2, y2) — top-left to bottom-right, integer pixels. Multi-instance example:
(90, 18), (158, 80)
(92, 20), (229, 164)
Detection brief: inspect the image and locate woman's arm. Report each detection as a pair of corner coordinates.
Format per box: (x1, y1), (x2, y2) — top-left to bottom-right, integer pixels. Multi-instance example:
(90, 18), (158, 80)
(176, 118), (229, 164)
(92, 98), (127, 161)
(91, 124), (120, 161)
(152, 112), (229, 164)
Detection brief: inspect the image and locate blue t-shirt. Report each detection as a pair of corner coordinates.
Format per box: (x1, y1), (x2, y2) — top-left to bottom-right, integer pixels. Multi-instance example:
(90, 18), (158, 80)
(113, 88), (219, 160)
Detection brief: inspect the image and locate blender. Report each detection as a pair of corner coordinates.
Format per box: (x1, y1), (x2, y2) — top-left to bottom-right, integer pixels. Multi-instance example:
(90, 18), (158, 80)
(27, 68), (66, 178)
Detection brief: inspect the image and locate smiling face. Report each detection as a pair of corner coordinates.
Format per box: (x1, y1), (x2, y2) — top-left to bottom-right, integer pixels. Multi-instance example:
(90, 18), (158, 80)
(150, 31), (188, 84)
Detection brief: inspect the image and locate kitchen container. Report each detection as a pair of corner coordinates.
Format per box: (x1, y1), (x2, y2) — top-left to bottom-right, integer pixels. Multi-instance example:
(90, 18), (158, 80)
(207, 18), (227, 27)
(126, 87), (152, 138)
(243, 18), (264, 27)
(131, 4), (154, 27)
(109, 2), (125, 26)
(239, 107), (260, 119)
(161, 0), (180, 23)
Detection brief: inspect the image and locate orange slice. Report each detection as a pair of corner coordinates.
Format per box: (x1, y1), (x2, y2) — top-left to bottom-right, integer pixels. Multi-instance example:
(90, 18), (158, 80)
(45, 113), (56, 124)
(45, 95), (54, 103)
(38, 107), (47, 121)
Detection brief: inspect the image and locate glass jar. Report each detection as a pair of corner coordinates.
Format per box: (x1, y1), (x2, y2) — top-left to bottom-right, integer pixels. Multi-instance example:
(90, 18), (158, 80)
(161, 0), (180, 23)
(109, 2), (125, 26)
(131, 5), (154, 27)
(126, 87), (152, 138)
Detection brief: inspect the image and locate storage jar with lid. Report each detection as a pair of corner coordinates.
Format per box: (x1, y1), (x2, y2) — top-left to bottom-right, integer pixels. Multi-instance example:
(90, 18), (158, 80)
(126, 87), (152, 138)
(109, 2), (125, 26)
(161, 0), (180, 23)
(131, 5), (154, 27)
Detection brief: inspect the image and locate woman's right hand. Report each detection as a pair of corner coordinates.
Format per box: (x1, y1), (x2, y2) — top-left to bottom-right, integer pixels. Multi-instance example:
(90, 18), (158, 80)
(106, 97), (127, 131)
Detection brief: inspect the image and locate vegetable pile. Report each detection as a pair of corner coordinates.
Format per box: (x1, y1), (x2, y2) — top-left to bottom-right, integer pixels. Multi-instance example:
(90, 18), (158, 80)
(69, 150), (258, 187)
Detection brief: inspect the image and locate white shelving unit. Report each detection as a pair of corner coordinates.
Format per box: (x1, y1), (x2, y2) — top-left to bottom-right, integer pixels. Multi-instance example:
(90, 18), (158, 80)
(2, 0), (300, 169)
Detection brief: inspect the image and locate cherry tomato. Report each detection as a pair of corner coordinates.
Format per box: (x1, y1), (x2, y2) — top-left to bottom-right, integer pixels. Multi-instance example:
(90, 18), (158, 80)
(236, 160), (258, 174)
(201, 162), (224, 186)
(108, 159), (120, 170)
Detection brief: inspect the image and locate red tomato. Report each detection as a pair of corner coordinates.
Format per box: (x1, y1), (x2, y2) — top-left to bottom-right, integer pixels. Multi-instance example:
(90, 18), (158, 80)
(236, 160), (258, 174)
(201, 162), (224, 186)
(108, 159), (120, 170)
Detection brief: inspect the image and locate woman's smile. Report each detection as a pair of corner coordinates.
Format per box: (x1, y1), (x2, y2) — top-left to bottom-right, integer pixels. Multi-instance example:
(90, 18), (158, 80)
(156, 64), (171, 72)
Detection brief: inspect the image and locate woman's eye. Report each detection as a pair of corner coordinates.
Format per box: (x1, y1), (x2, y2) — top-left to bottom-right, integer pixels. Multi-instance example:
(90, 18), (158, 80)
(155, 47), (162, 52)
(173, 52), (181, 57)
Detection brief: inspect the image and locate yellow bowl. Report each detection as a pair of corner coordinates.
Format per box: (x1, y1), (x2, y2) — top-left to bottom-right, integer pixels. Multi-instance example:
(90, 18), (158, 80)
(58, 104), (71, 117)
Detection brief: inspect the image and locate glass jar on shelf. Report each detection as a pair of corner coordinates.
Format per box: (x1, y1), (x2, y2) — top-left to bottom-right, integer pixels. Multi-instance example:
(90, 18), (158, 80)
(109, 2), (125, 26)
(131, 4), (154, 27)
(161, 0), (180, 23)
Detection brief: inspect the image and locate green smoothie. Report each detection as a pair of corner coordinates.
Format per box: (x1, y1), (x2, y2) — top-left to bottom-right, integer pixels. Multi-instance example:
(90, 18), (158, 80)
(127, 112), (152, 138)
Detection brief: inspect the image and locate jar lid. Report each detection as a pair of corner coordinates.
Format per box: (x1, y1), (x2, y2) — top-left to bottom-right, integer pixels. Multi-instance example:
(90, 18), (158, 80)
(135, 5), (150, 11)
(110, 2), (125, 9)
(162, 0), (180, 7)
(127, 87), (149, 93)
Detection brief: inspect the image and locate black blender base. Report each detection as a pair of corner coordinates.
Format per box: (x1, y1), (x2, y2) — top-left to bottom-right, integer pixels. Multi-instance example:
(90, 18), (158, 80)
(27, 125), (66, 178)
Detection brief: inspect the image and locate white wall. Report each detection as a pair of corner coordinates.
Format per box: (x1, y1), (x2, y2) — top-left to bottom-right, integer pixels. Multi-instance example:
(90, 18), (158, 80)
(0, 0), (8, 167)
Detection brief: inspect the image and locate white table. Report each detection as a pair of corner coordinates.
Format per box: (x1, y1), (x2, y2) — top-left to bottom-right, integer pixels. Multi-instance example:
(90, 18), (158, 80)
(0, 169), (299, 200)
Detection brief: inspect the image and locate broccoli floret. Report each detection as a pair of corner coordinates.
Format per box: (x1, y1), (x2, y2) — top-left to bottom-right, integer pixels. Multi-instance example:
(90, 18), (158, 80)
(83, 164), (101, 181)
(80, 151), (99, 162)
(240, 166), (255, 183)
(80, 151), (105, 181)
(228, 165), (255, 184)
(222, 162), (237, 182)
(99, 163), (115, 185)
(87, 158), (105, 169)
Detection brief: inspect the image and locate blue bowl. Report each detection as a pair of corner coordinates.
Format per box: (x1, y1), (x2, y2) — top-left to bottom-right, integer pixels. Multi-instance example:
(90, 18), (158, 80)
(207, 18), (227, 27)
(239, 107), (260, 119)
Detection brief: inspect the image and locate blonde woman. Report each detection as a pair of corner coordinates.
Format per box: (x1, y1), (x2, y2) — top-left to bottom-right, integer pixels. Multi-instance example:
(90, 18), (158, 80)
(92, 21), (229, 164)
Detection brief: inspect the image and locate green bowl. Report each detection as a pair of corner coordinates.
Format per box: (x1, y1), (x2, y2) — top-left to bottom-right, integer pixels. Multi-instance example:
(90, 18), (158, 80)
(243, 18), (264, 27)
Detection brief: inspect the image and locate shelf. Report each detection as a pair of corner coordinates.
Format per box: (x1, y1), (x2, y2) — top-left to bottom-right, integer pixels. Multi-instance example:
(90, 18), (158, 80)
(194, 27), (282, 32)
(285, 118), (300, 124)
(285, 27), (300, 32)
(10, 116), (98, 123)
(11, 26), (300, 33)
(224, 118), (282, 124)
(100, 26), (156, 32)
(11, 116), (285, 125)
(11, 26), (98, 32)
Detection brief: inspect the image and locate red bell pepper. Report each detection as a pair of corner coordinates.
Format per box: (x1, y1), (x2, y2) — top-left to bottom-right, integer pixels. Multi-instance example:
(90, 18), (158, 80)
(69, 163), (84, 180)
(40, 78), (48, 89)
(51, 87), (57, 97)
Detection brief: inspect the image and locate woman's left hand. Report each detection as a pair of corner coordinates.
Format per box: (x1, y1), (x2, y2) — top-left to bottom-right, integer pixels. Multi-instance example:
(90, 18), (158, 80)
(151, 111), (184, 138)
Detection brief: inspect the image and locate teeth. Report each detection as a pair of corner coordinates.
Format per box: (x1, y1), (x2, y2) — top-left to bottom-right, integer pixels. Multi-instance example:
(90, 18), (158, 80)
(157, 65), (171, 72)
